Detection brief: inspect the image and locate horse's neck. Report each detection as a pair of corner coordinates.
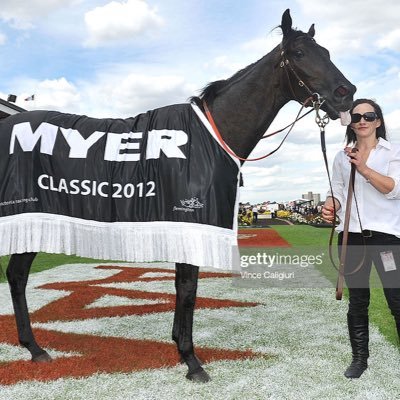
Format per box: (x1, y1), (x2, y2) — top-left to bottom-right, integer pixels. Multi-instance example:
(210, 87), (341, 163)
(210, 48), (289, 160)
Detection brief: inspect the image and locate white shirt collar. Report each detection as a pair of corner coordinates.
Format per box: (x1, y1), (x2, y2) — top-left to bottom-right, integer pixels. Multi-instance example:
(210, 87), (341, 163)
(377, 137), (391, 150)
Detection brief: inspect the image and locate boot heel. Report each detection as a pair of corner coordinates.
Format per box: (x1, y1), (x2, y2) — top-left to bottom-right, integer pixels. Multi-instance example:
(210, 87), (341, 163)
(344, 358), (367, 379)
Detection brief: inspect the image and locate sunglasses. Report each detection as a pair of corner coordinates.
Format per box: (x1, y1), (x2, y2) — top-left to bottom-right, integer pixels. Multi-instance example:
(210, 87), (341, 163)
(351, 112), (378, 123)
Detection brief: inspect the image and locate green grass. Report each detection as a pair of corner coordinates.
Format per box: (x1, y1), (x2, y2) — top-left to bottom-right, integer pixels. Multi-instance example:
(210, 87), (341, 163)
(0, 253), (119, 283)
(273, 224), (334, 246)
(273, 224), (340, 284)
(239, 224), (341, 284)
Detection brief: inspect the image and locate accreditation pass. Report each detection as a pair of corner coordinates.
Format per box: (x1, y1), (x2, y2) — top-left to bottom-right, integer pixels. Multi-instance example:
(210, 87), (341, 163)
(380, 251), (397, 272)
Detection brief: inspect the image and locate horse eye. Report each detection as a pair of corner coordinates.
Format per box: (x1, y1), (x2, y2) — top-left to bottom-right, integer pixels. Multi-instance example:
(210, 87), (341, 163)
(293, 50), (304, 59)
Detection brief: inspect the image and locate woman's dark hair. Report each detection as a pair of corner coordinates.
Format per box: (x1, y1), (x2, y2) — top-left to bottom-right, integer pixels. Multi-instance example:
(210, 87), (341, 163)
(345, 98), (387, 145)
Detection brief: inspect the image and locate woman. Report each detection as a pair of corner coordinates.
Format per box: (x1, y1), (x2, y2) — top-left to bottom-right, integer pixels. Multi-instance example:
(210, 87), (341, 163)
(322, 98), (400, 379)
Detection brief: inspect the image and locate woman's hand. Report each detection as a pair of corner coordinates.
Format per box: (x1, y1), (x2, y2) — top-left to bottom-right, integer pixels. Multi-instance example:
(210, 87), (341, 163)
(344, 147), (369, 175)
(344, 146), (395, 194)
(321, 197), (340, 224)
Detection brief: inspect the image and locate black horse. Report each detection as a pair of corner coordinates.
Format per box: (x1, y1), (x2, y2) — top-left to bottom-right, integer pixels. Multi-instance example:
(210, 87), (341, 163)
(4, 10), (355, 383)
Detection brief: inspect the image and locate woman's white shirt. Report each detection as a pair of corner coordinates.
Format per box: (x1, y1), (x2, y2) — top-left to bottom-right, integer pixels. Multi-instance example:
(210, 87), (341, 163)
(329, 138), (400, 235)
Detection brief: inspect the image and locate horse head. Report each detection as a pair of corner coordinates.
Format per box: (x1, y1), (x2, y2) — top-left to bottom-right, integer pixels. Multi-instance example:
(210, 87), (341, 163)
(279, 9), (356, 119)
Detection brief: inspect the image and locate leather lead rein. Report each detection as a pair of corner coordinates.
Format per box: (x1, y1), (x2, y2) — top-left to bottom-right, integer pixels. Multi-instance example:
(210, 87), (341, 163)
(320, 135), (367, 300)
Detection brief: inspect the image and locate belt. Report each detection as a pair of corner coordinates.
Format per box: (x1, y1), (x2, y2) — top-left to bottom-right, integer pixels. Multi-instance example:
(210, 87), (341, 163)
(361, 230), (387, 238)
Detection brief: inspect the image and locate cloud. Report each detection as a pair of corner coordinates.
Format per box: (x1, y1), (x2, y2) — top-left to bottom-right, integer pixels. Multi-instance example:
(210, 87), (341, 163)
(87, 72), (193, 117)
(295, 0), (400, 56)
(201, 32), (283, 84)
(376, 29), (400, 52)
(241, 34), (281, 57)
(12, 67), (195, 118)
(240, 161), (329, 203)
(241, 165), (283, 180)
(0, 0), (76, 29)
(0, 32), (6, 45)
(15, 77), (81, 112)
(84, 0), (164, 47)
(386, 109), (400, 134)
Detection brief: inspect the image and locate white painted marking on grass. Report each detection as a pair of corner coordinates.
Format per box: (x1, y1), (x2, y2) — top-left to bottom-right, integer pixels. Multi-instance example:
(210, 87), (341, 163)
(85, 294), (170, 309)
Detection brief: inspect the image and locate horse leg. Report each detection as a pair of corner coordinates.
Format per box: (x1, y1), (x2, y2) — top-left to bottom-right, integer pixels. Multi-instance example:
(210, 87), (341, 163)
(172, 263), (201, 363)
(6, 252), (52, 362)
(172, 272), (203, 368)
(172, 262), (210, 383)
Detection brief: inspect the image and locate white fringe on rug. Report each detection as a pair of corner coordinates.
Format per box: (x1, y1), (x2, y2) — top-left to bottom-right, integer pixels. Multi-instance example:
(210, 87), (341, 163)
(0, 213), (237, 269)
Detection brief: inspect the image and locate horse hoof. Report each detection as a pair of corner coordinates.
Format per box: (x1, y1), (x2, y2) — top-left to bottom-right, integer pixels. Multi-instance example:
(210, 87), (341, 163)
(186, 368), (211, 383)
(32, 351), (52, 363)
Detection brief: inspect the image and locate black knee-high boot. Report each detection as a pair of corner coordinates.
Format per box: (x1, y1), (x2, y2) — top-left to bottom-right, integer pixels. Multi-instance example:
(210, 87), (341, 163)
(344, 314), (369, 379)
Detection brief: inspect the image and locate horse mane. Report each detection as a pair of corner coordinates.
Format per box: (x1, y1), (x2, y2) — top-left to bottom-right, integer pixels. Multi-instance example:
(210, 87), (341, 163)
(189, 59), (262, 105)
(190, 27), (309, 106)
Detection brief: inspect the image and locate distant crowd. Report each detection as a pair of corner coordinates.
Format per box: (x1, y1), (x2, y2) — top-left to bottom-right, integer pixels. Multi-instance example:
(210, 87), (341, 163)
(238, 202), (323, 226)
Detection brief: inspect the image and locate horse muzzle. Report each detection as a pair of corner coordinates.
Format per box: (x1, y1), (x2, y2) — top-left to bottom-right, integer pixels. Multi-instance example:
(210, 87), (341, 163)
(321, 83), (357, 120)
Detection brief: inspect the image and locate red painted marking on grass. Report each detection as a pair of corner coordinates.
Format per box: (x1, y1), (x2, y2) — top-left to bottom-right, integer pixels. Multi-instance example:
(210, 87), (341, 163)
(0, 265), (262, 385)
(0, 329), (258, 385)
(34, 266), (255, 322)
(238, 229), (291, 247)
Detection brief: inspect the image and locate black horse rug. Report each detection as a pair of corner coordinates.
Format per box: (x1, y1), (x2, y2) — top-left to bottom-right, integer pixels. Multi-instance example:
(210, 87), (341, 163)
(0, 103), (240, 268)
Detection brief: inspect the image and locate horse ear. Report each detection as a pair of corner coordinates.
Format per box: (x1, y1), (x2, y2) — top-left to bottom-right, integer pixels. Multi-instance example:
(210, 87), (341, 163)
(308, 23), (315, 38)
(281, 9), (292, 38)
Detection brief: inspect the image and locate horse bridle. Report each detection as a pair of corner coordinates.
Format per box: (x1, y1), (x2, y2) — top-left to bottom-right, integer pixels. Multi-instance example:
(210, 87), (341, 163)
(279, 49), (366, 299)
(279, 48), (316, 103)
(203, 48), (328, 163)
(203, 38), (330, 162)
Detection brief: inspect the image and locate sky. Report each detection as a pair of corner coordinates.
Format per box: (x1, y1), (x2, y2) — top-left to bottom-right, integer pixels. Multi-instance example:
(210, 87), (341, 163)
(1, 0), (400, 204)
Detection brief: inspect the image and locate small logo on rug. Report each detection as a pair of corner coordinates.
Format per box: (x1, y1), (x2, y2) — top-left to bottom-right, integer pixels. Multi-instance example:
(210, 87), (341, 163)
(180, 197), (204, 209)
(173, 197), (204, 212)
